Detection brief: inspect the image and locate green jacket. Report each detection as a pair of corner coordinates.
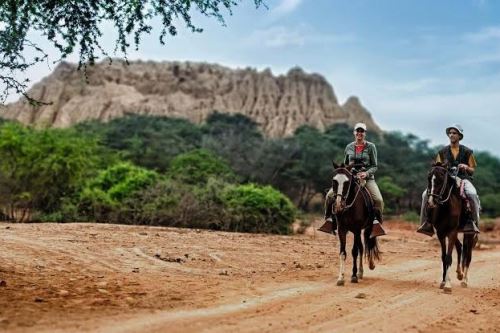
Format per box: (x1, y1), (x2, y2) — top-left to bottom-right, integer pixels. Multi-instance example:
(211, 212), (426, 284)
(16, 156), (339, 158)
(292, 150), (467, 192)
(343, 141), (378, 179)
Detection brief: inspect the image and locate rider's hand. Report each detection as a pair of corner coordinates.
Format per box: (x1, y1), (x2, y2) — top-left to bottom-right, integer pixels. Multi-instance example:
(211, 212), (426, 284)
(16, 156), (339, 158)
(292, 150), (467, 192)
(358, 172), (367, 179)
(458, 163), (468, 171)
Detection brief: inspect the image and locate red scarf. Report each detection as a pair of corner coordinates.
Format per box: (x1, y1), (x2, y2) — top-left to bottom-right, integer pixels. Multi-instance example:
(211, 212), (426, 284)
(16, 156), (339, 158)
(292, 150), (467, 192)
(355, 143), (365, 154)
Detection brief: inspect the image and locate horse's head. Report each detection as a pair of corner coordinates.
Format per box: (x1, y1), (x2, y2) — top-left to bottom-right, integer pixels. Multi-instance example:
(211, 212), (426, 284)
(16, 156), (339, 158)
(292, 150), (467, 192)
(427, 162), (452, 208)
(331, 162), (356, 214)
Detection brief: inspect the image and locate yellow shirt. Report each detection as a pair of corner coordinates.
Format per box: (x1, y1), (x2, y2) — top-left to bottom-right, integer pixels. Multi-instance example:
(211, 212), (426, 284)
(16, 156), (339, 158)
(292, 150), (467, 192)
(435, 146), (477, 168)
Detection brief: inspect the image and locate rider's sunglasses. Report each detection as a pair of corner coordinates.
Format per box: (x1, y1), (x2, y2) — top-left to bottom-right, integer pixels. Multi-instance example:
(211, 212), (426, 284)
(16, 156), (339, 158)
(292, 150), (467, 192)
(448, 131), (458, 135)
(355, 129), (365, 133)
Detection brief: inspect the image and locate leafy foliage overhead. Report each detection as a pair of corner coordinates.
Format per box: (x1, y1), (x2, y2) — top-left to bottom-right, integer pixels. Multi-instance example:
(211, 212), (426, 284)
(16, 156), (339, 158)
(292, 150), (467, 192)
(0, 0), (265, 103)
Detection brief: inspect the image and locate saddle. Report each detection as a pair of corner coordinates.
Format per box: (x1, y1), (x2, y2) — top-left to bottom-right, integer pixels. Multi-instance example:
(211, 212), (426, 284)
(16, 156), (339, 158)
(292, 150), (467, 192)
(427, 177), (475, 229)
(358, 181), (376, 222)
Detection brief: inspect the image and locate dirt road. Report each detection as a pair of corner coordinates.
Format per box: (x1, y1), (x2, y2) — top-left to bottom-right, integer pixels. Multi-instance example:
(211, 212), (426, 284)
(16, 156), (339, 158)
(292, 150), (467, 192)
(0, 220), (499, 333)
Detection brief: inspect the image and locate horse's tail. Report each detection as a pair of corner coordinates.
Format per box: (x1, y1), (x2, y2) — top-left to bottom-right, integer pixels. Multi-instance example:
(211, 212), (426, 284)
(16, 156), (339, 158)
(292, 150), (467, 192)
(364, 226), (381, 262)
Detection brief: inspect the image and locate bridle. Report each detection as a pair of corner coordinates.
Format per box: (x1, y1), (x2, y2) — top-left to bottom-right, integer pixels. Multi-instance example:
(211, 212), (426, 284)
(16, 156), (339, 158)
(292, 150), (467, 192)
(427, 165), (455, 205)
(332, 168), (364, 211)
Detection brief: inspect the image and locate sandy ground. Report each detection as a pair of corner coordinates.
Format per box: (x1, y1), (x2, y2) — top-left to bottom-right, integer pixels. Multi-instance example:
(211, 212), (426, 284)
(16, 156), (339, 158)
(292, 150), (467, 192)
(0, 219), (499, 333)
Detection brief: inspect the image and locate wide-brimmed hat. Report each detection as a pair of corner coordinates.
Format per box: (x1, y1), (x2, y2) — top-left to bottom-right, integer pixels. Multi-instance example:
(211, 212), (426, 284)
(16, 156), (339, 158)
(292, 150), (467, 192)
(354, 122), (367, 131)
(446, 124), (464, 140)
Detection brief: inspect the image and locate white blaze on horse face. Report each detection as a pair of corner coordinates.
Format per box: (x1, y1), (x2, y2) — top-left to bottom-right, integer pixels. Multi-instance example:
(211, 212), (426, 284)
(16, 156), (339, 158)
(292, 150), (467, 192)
(333, 173), (349, 211)
(428, 175), (436, 206)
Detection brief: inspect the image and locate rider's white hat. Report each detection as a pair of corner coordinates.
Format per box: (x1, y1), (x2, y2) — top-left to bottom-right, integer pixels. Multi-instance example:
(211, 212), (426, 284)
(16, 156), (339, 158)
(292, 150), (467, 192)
(446, 124), (464, 140)
(354, 122), (367, 131)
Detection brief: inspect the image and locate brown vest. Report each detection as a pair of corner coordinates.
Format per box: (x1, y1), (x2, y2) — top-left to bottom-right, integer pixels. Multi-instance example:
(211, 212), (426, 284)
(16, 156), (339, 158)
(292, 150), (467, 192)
(438, 145), (473, 180)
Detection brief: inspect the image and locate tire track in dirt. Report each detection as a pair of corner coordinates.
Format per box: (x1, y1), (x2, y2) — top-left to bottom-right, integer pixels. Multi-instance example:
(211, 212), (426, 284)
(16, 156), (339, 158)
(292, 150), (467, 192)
(308, 252), (500, 333)
(68, 250), (499, 333)
(2, 222), (499, 333)
(1, 234), (122, 272)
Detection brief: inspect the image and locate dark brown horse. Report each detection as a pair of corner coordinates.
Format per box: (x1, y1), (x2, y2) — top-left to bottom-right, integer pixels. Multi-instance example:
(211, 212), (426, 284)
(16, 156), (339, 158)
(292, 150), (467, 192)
(330, 163), (380, 286)
(426, 162), (477, 292)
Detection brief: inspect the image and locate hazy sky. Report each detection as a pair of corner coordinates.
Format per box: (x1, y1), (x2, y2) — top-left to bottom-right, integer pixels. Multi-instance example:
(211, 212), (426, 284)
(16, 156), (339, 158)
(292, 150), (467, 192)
(15, 0), (500, 156)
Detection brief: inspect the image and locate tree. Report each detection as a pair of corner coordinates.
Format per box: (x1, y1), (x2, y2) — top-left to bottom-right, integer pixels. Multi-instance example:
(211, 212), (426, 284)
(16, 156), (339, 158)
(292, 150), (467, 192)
(201, 112), (266, 182)
(378, 176), (406, 214)
(0, 0), (265, 104)
(77, 115), (202, 172)
(168, 149), (236, 185)
(283, 125), (344, 210)
(0, 123), (102, 221)
(79, 162), (159, 221)
(223, 183), (296, 234)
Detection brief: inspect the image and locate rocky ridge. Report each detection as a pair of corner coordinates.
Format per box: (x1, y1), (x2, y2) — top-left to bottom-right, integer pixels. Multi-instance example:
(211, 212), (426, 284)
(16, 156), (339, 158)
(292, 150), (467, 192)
(3, 60), (381, 136)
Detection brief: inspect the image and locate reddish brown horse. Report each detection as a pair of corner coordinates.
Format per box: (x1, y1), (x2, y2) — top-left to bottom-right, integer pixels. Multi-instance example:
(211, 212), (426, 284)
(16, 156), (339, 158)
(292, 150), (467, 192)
(330, 163), (380, 286)
(426, 162), (477, 292)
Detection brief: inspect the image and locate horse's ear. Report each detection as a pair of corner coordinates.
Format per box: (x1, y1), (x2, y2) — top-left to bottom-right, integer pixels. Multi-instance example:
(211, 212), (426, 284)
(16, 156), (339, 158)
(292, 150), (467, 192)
(345, 163), (353, 171)
(432, 159), (442, 167)
(332, 161), (340, 169)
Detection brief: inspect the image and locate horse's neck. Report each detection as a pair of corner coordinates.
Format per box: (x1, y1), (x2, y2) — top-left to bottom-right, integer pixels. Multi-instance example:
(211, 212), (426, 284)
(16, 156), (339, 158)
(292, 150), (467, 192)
(446, 175), (459, 194)
(439, 175), (461, 207)
(346, 180), (359, 200)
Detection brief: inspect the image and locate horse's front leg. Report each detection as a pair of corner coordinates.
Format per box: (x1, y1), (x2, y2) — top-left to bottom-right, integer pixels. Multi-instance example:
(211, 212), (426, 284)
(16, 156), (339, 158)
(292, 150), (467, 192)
(461, 237), (470, 287)
(439, 237), (447, 289)
(337, 229), (347, 286)
(351, 233), (362, 283)
(461, 234), (476, 288)
(455, 238), (463, 281)
(443, 231), (458, 293)
(358, 233), (364, 279)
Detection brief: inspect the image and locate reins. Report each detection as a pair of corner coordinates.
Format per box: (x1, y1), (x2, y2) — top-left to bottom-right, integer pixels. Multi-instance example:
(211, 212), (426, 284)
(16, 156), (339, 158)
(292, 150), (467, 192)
(333, 168), (365, 211)
(427, 166), (456, 205)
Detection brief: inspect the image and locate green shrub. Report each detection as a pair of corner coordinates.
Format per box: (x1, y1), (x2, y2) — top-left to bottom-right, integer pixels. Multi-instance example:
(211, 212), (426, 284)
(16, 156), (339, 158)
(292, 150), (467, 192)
(36, 198), (84, 222)
(401, 210), (420, 223)
(121, 180), (296, 234)
(168, 149), (235, 185)
(0, 123), (104, 220)
(223, 183), (296, 234)
(104, 177), (232, 228)
(480, 193), (500, 217)
(79, 162), (159, 221)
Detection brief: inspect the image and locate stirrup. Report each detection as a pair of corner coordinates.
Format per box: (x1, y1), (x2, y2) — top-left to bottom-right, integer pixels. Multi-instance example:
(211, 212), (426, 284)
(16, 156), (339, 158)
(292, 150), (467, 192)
(461, 221), (480, 234)
(318, 218), (337, 235)
(370, 220), (386, 238)
(417, 221), (434, 237)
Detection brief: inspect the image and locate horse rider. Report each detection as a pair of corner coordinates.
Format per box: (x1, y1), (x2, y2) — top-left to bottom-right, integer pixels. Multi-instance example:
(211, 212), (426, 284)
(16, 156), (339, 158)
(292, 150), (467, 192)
(417, 124), (481, 236)
(323, 122), (386, 238)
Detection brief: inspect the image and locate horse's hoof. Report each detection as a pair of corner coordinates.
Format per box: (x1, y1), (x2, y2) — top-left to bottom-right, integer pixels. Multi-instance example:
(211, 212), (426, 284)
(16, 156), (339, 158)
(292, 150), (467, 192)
(369, 262), (375, 270)
(461, 281), (468, 288)
(357, 273), (363, 280)
(439, 281), (446, 289)
(443, 286), (452, 293)
(351, 276), (358, 283)
(336, 279), (345, 286)
(457, 272), (464, 281)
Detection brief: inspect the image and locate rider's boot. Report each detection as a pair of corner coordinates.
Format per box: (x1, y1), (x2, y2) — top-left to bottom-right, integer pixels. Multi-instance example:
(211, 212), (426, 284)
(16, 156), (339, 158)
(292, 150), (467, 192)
(417, 205), (434, 237)
(370, 209), (386, 238)
(465, 199), (481, 234)
(417, 221), (435, 237)
(318, 215), (337, 235)
(462, 219), (480, 234)
(318, 198), (337, 235)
